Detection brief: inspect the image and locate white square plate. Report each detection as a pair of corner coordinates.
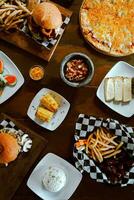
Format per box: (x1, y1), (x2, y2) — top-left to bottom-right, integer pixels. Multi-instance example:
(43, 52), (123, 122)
(27, 153), (82, 200)
(0, 51), (24, 104)
(97, 61), (134, 117)
(27, 88), (70, 131)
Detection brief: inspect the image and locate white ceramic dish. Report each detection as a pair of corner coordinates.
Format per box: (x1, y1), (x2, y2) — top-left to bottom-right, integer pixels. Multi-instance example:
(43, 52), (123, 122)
(0, 51), (24, 104)
(97, 61), (134, 117)
(27, 153), (82, 200)
(27, 88), (70, 131)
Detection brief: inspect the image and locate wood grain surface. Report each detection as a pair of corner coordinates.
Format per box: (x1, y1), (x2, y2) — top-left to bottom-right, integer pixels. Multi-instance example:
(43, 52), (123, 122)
(0, 0), (134, 200)
(0, 113), (47, 200)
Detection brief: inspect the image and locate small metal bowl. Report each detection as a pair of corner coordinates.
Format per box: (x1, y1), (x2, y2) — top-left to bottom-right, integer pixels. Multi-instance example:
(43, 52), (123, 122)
(60, 52), (94, 87)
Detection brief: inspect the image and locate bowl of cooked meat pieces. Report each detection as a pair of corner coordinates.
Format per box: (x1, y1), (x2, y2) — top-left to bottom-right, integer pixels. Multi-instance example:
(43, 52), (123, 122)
(60, 52), (94, 87)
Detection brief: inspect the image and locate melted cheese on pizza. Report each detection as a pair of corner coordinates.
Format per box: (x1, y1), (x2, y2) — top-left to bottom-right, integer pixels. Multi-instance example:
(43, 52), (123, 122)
(81, 0), (134, 55)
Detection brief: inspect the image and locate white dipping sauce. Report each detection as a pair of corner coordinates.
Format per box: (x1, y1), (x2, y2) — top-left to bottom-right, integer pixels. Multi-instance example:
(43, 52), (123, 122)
(42, 166), (66, 192)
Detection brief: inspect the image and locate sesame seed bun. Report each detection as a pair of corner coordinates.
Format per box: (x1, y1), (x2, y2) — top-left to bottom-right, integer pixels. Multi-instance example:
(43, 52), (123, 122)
(0, 133), (20, 165)
(32, 2), (62, 30)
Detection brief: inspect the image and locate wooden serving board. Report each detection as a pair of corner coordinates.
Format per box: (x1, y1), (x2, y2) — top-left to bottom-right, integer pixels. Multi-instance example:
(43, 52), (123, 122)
(0, 2), (72, 62)
(0, 113), (48, 200)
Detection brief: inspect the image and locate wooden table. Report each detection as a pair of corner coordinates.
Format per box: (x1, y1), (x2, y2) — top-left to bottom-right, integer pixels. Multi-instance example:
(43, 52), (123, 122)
(0, 0), (134, 199)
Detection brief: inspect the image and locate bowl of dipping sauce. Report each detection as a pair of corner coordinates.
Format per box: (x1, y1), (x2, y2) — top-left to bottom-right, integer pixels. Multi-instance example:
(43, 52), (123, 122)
(60, 52), (94, 87)
(29, 65), (45, 81)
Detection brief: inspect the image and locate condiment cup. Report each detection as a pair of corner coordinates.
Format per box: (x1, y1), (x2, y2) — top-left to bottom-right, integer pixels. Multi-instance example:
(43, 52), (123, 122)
(60, 52), (94, 87)
(29, 65), (45, 81)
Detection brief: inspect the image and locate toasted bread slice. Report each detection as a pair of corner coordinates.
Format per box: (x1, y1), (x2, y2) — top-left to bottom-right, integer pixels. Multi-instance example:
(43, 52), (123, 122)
(123, 77), (132, 102)
(114, 77), (123, 102)
(104, 78), (114, 101)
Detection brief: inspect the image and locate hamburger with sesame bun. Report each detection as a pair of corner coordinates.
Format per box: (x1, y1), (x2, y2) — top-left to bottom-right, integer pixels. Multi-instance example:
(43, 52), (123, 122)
(28, 2), (62, 39)
(0, 132), (20, 165)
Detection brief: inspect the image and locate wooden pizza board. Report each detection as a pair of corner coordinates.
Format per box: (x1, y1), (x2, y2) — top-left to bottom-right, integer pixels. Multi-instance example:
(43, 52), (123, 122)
(0, 2), (72, 62)
(0, 113), (48, 200)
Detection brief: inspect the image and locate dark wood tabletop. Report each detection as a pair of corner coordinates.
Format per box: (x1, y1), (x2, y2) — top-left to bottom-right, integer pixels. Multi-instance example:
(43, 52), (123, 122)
(0, 0), (134, 200)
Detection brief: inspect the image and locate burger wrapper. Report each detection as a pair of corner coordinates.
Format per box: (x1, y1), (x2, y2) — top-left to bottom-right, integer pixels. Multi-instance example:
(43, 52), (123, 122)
(0, 118), (32, 152)
(20, 16), (70, 50)
(73, 114), (134, 186)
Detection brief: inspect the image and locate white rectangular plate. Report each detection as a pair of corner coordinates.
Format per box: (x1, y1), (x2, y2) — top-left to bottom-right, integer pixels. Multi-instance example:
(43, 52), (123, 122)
(27, 88), (70, 131)
(97, 61), (134, 117)
(27, 153), (82, 200)
(0, 51), (24, 104)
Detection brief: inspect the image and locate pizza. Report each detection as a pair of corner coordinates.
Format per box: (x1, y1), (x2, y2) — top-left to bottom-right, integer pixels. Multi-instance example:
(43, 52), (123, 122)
(80, 0), (134, 56)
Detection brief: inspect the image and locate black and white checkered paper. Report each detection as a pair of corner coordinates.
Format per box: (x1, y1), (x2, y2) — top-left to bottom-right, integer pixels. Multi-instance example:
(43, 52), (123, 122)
(0, 119), (32, 153)
(73, 114), (134, 186)
(21, 16), (70, 50)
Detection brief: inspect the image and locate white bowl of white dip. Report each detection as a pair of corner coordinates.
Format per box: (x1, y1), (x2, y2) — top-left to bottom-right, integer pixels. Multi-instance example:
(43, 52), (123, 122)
(42, 166), (66, 192)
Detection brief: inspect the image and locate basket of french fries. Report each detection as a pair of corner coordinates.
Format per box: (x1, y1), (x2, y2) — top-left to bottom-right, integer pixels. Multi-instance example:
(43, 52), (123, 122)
(73, 114), (134, 186)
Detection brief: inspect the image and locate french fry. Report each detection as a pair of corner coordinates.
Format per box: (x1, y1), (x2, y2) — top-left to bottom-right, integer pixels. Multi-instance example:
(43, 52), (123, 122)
(101, 133), (118, 146)
(116, 141), (124, 151)
(104, 149), (121, 159)
(86, 133), (93, 154)
(100, 147), (114, 151)
(1, 4), (18, 9)
(4, 10), (22, 24)
(96, 129), (103, 142)
(97, 140), (115, 148)
(91, 129), (100, 148)
(6, 10), (11, 16)
(15, 0), (31, 14)
(6, 19), (24, 30)
(101, 149), (115, 156)
(91, 149), (96, 160)
(0, 8), (15, 15)
(94, 147), (103, 163)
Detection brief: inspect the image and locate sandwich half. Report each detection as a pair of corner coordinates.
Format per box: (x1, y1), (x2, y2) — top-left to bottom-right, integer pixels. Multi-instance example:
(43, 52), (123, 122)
(104, 78), (114, 101)
(114, 77), (123, 102)
(123, 77), (132, 102)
